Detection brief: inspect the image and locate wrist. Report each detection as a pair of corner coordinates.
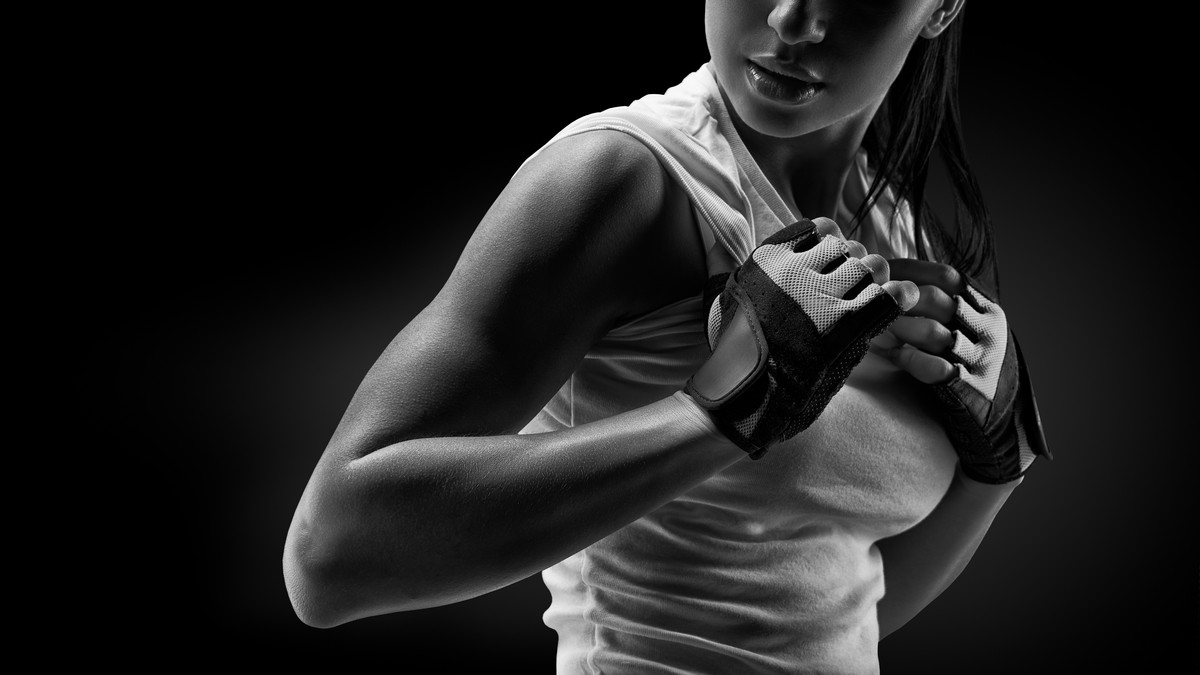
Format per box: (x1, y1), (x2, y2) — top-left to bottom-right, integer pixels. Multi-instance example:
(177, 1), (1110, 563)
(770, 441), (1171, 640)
(671, 391), (742, 453)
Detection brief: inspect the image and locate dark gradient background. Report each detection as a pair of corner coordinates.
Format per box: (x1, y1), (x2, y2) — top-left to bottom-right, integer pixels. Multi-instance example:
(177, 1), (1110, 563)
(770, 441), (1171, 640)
(92, 4), (1195, 672)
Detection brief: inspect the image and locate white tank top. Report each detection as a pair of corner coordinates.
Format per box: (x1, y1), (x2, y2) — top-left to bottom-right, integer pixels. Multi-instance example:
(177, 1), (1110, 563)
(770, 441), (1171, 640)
(519, 63), (958, 674)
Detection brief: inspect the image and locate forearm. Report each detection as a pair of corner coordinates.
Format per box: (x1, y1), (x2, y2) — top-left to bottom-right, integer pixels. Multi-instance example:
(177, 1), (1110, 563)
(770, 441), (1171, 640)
(283, 391), (741, 628)
(875, 464), (1021, 639)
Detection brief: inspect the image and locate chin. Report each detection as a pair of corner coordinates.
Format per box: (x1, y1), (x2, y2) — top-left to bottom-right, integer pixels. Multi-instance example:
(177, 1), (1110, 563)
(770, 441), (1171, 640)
(734, 98), (820, 139)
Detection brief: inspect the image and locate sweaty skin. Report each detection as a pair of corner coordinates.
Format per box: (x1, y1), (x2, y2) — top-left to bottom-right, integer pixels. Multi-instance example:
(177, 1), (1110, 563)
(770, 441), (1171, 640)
(284, 1), (1023, 653)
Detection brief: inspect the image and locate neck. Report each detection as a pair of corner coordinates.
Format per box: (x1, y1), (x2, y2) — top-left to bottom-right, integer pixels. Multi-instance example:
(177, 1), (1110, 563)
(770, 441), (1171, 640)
(720, 90), (877, 221)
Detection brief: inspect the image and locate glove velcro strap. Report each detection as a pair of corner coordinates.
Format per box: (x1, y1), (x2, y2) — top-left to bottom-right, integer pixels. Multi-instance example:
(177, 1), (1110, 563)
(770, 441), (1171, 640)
(1011, 332), (1052, 462)
(685, 287), (771, 457)
(933, 378), (1023, 484)
(934, 330), (1053, 484)
(686, 294), (768, 409)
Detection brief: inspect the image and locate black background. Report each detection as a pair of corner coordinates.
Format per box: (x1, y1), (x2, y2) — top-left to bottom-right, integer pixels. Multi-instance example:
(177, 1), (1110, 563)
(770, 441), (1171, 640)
(85, 4), (1195, 672)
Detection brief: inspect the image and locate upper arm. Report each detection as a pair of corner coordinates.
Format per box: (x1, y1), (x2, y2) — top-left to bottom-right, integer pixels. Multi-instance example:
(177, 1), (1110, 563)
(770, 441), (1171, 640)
(325, 129), (705, 461)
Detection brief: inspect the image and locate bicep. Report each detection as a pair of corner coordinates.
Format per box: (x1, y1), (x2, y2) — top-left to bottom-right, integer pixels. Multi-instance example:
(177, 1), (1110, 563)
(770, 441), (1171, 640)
(324, 130), (699, 461)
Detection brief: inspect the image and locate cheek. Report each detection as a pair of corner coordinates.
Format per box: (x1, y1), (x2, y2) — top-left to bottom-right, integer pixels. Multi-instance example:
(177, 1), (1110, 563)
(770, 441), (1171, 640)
(704, 1), (745, 64)
(843, 45), (909, 98)
(705, 6), (756, 97)
(831, 4), (930, 68)
(830, 24), (925, 101)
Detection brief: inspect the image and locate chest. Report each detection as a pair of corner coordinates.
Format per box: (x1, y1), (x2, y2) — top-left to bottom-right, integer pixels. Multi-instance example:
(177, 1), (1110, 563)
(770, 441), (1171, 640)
(689, 351), (958, 540)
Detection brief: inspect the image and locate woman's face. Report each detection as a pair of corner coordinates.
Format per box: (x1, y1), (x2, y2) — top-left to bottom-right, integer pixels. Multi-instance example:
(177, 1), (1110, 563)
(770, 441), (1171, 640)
(705, 0), (951, 139)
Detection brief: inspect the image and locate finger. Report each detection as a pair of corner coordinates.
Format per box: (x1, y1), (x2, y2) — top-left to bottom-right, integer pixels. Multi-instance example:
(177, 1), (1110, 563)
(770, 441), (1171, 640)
(844, 239), (869, 259)
(829, 253), (890, 301)
(887, 315), (955, 355)
(888, 343), (956, 384)
(907, 284), (956, 323)
(869, 328), (903, 355)
(857, 253), (890, 285)
(811, 216), (846, 241)
(881, 279), (919, 312)
(887, 259), (966, 297)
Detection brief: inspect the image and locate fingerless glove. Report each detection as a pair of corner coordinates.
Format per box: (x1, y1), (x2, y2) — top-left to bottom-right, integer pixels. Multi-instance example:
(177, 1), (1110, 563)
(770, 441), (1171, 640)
(685, 220), (904, 458)
(932, 280), (1052, 483)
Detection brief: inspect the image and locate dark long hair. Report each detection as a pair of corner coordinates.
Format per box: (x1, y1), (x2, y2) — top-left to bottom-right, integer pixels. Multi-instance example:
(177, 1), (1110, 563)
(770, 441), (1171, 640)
(849, 7), (999, 295)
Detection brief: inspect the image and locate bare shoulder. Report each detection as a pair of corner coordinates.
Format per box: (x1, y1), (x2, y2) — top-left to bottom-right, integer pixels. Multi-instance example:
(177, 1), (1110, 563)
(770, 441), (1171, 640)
(446, 127), (706, 329)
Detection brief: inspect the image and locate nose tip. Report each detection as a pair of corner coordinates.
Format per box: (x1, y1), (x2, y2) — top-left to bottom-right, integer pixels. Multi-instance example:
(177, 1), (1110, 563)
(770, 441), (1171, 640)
(767, 0), (827, 45)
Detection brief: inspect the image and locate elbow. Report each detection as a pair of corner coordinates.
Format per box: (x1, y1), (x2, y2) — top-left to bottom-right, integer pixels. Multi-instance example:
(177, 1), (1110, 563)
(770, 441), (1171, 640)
(283, 555), (343, 629)
(282, 467), (452, 624)
(282, 509), (357, 629)
(283, 525), (433, 627)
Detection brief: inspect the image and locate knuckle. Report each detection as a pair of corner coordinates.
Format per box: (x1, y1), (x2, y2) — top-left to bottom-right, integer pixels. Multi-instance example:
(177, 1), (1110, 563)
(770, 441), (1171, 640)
(939, 361), (957, 382)
(937, 265), (962, 291)
(845, 240), (869, 259)
(922, 320), (947, 343)
(936, 325), (956, 350)
(900, 281), (920, 310)
(922, 284), (956, 318)
(812, 216), (845, 239)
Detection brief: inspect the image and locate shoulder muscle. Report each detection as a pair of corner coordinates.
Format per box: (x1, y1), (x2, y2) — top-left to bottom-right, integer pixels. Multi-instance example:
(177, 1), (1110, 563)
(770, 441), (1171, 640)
(331, 128), (705, 456)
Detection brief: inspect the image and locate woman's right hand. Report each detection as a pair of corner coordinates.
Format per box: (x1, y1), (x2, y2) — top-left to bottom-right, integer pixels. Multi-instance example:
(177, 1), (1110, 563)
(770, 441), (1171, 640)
(685, 217), (918, 458)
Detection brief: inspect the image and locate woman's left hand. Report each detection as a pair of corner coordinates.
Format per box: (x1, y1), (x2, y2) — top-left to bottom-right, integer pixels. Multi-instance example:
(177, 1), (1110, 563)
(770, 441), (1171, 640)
(870, 259), (965, 384)
(871, 259), (1051, 484)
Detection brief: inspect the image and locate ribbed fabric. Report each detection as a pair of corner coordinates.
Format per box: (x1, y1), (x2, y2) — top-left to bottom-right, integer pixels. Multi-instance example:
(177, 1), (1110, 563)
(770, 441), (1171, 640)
(520, 63), (958, 674)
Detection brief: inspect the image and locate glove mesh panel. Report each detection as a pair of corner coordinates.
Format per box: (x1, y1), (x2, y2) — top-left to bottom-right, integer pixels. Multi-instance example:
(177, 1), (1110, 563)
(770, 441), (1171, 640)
(951, 286), (1009, 402)
(751, 236), (885, 334)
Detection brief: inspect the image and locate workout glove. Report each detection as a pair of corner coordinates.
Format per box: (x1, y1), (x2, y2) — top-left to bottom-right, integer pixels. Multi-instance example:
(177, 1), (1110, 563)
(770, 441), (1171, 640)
(685, 220), (911, 459)
(933, 280), (1052, 483)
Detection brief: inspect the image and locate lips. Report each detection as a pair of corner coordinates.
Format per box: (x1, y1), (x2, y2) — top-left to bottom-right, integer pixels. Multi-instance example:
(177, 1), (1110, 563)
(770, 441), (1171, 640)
(745, 60), (823, 105)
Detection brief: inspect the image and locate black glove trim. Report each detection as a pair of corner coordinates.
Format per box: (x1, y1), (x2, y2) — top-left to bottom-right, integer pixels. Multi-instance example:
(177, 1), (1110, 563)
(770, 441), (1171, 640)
(1011, 332), (1052, 461)
(933, 330), (1052, 484)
